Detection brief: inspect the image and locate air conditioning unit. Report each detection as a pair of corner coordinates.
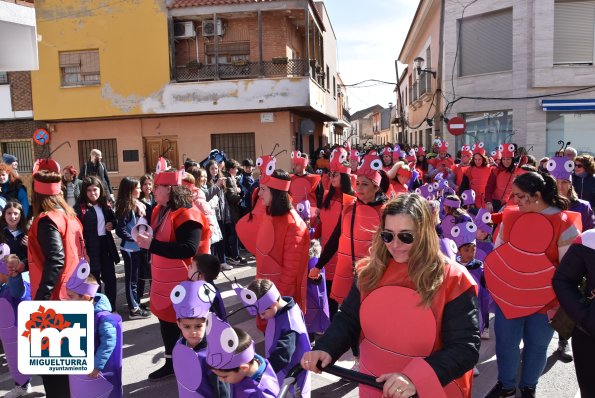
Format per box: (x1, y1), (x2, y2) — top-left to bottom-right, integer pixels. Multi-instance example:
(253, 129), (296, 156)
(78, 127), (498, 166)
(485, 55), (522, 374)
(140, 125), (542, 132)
(202, 19), (224, 37)
(174, 21), (195, 38)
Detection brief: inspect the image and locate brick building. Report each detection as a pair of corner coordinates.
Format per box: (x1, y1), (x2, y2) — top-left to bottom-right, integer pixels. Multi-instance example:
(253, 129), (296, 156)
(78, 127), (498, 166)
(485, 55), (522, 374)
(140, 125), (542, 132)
(31, 0), (340, 185)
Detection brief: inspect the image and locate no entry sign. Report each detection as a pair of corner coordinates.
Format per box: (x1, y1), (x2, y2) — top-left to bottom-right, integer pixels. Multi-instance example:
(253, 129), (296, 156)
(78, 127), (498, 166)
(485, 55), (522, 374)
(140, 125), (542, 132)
(447, 117), (467, 136)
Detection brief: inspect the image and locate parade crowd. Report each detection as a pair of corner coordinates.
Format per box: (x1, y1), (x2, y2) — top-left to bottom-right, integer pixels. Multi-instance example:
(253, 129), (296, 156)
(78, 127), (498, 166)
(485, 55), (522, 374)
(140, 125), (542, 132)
(0, 138), (594, 398)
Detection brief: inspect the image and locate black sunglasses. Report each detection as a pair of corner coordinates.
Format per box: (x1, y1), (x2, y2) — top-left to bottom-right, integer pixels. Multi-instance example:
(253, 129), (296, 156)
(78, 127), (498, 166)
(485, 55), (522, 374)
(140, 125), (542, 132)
(380, 231), (414, 244)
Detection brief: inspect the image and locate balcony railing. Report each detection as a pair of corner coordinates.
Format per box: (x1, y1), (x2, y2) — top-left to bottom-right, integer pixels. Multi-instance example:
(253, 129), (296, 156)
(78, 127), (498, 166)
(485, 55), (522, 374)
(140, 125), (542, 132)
(175, 59), (310, 82)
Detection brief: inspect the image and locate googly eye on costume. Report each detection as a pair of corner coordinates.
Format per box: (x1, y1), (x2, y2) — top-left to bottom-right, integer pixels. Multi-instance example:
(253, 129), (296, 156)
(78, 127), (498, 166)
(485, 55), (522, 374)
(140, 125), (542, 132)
(466, 222), (478, 233)
(170, 284), (187, 304)
(451, 226), (461, 238)
(265, 161), (275, 176)
(256, 157), (263, 167)
(76, 262), (91, 279)
(482, 212), (492, 223)
(198, 283), (217, 303)
(220, 327), (239, 354)
(205, 312), (213, 334)
(461, 193), (468, 201)
(240, 288), (258, 305)
(370, 159), (383, 170)
(564, 160), (575, 173)
(508, 144), (515, 152)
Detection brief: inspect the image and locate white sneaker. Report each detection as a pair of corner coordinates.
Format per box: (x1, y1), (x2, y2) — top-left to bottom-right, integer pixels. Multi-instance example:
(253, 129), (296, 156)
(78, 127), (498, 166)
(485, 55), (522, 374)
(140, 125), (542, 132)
(481, 329), (490, 340)
(473, 366), (480, 377)
(5, 383), (32, 398)
(221, 262), (233, 271)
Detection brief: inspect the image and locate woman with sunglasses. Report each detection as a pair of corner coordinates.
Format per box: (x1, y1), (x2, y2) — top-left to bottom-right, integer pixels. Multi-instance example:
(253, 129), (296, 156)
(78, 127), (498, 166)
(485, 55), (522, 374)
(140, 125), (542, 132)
(309, 148), (355, 320)
(572, 155), (595, 210)
(483, 171), (581, 398)
(301, 193), (480, 398)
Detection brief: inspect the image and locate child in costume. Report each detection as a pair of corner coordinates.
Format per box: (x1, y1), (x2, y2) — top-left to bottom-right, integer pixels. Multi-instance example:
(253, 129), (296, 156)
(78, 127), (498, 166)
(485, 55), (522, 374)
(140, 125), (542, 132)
(1, 249), (32, 398)
(206, 314), (279, 398)
(65, 259), (123, 398)
(450, 220), (492, 342)
(305, 239), (330, 339)
(0, 200), (28, 274)
(241, 279), (312, 397)
(171, 280), (229, 397)
(188, 253), (227, 320)
(474, 208), (495, 262)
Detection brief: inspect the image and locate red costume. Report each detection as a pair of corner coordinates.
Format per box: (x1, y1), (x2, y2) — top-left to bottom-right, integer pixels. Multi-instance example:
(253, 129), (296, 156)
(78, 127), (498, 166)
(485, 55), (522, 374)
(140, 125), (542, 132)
(29, 211), (85, 300)
(317, 192), (355, 280)
(484, 207), (581, 319)
(289, 173), (321, 217)
(359, 259), (477, 398)
(150, 205), (202, 323)
(330, 199), (383, 303)
(464, 166), (491, 208)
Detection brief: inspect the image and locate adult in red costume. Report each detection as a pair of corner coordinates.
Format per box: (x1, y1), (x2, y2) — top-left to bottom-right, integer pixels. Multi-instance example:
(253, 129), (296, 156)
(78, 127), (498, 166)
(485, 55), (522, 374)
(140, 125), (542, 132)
(310, 148), (355, 319)
(135, 161), (203, 381)
(329, 150), (388, 305)
(483, 172), (581, 398)
(289, 150), (321, 224)
(302, 193), (480, 398)
(428, 141), (455, 181)
(386, 161), (413, 196)
(460, 143), (491, 208)
(28, 159), (85, 397)
(452, 145), (472, 191)
(237, 168), (310, 311)
(484, 143), (521, 212)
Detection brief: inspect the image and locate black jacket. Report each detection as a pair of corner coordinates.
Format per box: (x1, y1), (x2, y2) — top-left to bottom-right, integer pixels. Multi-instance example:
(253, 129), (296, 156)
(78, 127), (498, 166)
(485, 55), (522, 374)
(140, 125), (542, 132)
(34, 217), (66, 300)
(573, 173), (595, 210)
(553, 243), (595, 337)
(2, 227), (28, 269)
(74, 203), (120, 264)
(80, 161), (113, 194)
(314, 282), (480, 386)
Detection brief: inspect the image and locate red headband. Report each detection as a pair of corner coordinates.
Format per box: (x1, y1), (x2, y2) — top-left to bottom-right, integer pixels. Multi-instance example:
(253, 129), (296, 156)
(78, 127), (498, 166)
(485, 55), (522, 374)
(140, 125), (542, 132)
(34, 181), (62, 195)
(261, 176), (291, 192)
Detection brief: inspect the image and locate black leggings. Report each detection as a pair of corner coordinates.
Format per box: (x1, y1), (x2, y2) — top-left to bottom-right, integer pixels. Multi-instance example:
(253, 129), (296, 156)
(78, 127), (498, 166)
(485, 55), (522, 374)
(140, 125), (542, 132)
(326, 279), (359, 357)
(89, 235), (117, 310)
(159, 319), (181, 356)
(41, 375), (69, 398)
(572, 327), (595, 397)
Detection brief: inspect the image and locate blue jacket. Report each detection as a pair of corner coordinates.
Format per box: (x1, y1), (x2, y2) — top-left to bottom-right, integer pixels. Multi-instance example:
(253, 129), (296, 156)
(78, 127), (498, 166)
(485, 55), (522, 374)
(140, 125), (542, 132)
(0, 182), (29, 218)
(93, 293), (117, 371)
(115, 210), (141, 252)
(573, 173), (595, 210)
(569, 199), (594, 231)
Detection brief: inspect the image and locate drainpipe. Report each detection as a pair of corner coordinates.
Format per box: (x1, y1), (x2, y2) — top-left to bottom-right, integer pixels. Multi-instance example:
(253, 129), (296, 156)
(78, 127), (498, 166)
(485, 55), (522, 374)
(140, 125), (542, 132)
(435, 0), (445, 140)
(258, 10), (263, 77)
(305, 7), (310, 77)
(214, 13), (219, 80)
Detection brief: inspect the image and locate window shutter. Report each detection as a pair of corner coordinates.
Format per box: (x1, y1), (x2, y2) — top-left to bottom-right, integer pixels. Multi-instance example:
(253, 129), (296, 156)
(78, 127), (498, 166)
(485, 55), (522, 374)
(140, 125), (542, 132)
(459, 9), (513, 76)
(554, 1), (595, 64)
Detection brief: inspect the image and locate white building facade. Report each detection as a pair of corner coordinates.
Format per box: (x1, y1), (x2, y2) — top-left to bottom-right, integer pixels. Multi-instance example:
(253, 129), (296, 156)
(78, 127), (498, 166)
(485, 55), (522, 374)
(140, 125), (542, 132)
(443, 0), (595, 157)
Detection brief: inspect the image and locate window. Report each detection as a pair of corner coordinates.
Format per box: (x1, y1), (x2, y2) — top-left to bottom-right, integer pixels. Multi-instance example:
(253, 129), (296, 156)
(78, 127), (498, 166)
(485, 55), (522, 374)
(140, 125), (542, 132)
(554, 0), (595, 65)
(78, 139), (118, 172)
(0, 72), (7, 85)
(59, 50), (100, 87)
(0, 140), (34, 172)
(326, 65), (330, 90)
(211, 133), (255, 164)
(455, 110), (514, 153)
(333, 76), (336, 98)
(546, 112), (595, 156)
(205, 42), (250, 64)
(459, 9), (513, 76)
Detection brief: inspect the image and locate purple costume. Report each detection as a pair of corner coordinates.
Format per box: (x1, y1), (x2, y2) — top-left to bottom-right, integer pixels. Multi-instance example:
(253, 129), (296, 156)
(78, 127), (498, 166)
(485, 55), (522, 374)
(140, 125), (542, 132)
(233, 283), (311, 397)
(205, 313), (279, 398)
(305, 257), (330, 334)
(264, 297), (311, 397)
(68, 260), (123, 398)
(461, 189), (476, 206)
(0, 248), (31, 387)
(170, 281), (222, 398)
(450, 221), (492, 332)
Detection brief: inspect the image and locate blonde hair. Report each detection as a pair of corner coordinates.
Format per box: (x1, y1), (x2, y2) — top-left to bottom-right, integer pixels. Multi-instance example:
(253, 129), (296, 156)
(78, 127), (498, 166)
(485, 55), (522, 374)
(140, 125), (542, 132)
(357, 193), (445, 307)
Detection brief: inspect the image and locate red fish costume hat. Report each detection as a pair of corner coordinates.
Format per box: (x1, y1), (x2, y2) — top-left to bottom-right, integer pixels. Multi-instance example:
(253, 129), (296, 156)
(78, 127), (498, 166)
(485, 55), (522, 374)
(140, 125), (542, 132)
(357, 150), (383, 186)
(498, 143), (516, 159)
(460, 145), (472, 158)
(330, 147), (351, 175)
(472, 142), (486, 156)
(491, 149), (502, 161)
(415, 146), (426, 157)
(290, 150), (308, 169)
(154, 157), (183, 186)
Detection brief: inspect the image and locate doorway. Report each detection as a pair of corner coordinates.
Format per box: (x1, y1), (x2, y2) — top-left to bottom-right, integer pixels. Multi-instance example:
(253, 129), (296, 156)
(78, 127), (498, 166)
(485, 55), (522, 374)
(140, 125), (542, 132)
(144, 137), (178, 173)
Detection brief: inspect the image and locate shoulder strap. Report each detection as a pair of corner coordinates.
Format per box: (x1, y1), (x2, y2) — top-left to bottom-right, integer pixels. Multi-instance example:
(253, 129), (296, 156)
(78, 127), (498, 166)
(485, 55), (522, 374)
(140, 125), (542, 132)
(350, 202), (357, 267)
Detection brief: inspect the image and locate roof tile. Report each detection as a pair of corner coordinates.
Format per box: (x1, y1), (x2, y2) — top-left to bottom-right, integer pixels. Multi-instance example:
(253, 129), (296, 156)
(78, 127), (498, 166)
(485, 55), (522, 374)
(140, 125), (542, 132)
(169, 0), (280, 8)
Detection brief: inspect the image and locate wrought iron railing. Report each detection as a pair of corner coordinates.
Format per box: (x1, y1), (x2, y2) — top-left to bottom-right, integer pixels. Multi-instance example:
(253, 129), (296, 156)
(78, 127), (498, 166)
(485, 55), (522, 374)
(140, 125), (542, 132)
(175, 59), (310, 82)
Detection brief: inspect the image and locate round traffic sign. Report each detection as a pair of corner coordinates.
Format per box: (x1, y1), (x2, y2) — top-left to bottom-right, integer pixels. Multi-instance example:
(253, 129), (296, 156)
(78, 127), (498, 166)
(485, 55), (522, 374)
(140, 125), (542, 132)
(33, 129), (50, 145)
(447, 117), (467, 136)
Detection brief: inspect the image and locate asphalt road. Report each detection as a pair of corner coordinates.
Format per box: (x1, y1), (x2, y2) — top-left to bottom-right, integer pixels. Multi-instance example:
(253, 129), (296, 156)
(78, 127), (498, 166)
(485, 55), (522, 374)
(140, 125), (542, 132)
(0, 254), (582, 397)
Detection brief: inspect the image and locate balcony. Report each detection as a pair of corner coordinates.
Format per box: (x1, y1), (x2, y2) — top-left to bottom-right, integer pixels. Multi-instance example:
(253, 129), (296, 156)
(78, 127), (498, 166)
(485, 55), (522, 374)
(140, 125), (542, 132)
(175, 59), (310, 82)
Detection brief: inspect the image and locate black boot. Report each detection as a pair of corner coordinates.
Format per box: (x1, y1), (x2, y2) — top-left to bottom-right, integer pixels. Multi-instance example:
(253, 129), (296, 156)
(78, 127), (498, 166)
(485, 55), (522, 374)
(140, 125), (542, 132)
(520, 387), (536, 398)
(484, 382), (516, 398)
(148, 356), (174, 381)
(556, 338), (573, 362)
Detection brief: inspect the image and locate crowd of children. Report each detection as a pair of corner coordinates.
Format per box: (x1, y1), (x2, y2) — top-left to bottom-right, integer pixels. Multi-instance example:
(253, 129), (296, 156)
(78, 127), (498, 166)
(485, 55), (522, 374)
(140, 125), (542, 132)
(1, 140), (593, 398)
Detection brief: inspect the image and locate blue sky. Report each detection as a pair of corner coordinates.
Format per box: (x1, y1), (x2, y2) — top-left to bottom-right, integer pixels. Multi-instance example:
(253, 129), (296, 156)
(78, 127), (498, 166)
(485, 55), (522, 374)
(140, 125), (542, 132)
(324, 0), (419, 114)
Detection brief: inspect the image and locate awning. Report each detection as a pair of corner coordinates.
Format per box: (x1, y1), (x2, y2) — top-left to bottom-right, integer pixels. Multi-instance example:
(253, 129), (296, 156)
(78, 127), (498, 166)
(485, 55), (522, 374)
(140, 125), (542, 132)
(541, 99), (595, 111)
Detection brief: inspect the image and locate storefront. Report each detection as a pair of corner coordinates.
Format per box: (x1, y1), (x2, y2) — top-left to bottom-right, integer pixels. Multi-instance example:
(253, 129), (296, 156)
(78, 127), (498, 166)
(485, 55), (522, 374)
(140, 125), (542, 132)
(542, 99), (595, 157)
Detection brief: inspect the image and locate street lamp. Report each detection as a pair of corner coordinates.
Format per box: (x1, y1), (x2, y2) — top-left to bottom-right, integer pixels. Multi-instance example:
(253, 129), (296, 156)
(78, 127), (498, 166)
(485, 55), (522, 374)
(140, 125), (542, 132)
(413, 57), (436, 78)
